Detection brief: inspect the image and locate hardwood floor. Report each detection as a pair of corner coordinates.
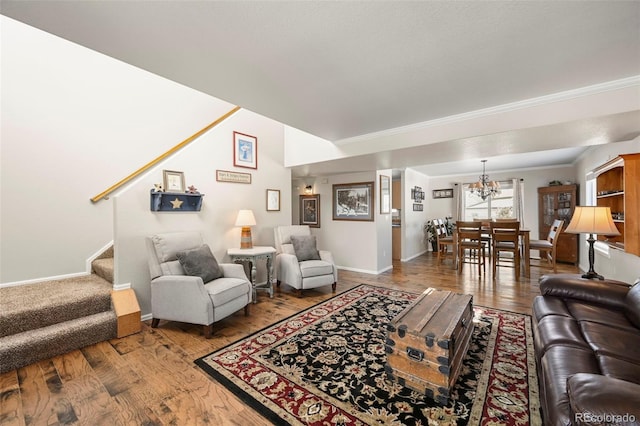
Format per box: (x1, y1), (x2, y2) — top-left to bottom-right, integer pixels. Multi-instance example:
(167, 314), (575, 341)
(0, 253), (578, 425)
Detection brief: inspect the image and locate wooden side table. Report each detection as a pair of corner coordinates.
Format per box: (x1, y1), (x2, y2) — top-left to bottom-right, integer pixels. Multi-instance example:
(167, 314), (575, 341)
(227, 246), (276, 303)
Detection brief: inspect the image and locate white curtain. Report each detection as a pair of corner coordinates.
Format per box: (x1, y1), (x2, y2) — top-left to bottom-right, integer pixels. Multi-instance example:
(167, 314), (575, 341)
(513, 178), (525, 227)
(453, 183), (465, 221)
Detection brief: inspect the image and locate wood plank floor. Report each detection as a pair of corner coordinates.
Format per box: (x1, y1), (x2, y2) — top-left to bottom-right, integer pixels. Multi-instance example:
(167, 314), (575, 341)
(1, 253), (578, 425)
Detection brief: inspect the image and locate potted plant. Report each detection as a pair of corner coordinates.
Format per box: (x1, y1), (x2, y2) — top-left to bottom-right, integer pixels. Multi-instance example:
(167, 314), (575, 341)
(424, 220), (438, 252)
(424, 218), (454, 252)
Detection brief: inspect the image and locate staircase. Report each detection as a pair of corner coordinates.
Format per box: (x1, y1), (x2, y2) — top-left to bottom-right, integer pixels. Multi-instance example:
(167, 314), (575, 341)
(0, 249), (118, 373)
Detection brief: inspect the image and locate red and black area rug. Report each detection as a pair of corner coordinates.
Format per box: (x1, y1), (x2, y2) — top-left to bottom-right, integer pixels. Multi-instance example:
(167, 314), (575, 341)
(195, 284), (541, 425)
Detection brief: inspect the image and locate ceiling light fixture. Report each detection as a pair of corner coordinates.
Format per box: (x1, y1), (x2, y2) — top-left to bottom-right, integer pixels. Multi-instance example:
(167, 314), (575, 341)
(469, 160), (500, 200)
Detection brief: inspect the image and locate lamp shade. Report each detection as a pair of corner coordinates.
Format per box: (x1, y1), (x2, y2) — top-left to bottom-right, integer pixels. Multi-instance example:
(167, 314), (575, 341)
(235, 209), (256, 227)
(565, 206), (620, 236)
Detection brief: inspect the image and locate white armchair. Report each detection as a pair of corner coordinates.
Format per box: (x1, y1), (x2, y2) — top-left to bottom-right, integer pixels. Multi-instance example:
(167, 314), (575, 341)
(274, 225), (337, 296)
(146, 231), (252, 338)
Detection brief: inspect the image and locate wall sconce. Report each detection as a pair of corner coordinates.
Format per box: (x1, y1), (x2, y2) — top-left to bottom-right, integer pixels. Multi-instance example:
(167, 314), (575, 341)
(304, 185), (313, 195)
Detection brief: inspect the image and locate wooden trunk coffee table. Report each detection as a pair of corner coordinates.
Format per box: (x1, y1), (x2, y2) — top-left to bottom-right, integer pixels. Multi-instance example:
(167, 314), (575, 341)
(385, 288), (474, 405)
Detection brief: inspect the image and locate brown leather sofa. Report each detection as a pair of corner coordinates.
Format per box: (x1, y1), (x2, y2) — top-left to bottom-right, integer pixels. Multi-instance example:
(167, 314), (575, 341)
(532, 274), (640, 426)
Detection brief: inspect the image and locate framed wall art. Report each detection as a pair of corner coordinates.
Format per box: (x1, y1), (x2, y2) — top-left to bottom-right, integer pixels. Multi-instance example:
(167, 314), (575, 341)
(163, 170), (185, 193)
(216, 169), (252, 184)
(380, 175), (391, 214)
(411, 186), (425, 202)
(432, 188), (454, 199)
(332, 181), (374, 221)
(413, 203), (424, 211)
(233, 131), (257, 169)
(266, 189), (280, 211)
(300, 194), (320, 227)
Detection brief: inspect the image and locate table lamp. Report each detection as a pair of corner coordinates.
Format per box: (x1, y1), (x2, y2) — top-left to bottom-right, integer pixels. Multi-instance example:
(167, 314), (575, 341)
(564, 206), (620, 280)
(235, 209), (256, 249)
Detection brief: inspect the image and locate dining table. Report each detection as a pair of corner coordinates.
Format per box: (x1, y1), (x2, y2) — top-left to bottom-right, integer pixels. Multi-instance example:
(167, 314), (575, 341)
(451, 227), (531, 278)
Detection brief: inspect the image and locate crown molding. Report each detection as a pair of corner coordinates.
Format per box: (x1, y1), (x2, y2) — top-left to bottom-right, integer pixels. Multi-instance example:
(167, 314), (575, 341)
(334, 76), (640, 146)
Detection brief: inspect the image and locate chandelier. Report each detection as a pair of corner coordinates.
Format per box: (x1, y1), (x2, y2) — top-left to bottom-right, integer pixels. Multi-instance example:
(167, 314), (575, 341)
(469, 160), (500, 200)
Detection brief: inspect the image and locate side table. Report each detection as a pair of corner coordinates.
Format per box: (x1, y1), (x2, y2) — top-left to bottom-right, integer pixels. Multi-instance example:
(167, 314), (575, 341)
(227, 246), (276, 303)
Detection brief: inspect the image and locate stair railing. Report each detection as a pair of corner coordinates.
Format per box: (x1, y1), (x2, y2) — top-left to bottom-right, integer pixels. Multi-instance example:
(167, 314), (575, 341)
(90, 106), (241, 203)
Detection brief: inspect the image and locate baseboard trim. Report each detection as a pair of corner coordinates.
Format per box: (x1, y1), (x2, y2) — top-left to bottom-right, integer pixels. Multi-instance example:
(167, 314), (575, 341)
(401, 250), (427, 262)
(113, 282), (131, 291)
(0, 271), (90, 289)
(141, 313), (153, 322)
(336, 266), (380, 275)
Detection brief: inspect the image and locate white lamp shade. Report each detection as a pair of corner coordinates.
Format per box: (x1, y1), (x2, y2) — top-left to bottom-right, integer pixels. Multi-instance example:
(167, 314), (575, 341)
(565, 206), (620, 236)
(235, 209), (256, 227)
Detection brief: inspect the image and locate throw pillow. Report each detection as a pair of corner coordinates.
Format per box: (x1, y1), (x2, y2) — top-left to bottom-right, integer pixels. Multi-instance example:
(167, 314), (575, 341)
(176, 244), (223, 283)
(290, 235), (321, 262)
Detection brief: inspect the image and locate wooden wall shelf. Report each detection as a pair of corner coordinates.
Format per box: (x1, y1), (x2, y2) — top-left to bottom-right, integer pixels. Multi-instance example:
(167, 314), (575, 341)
(150, 190), (204, 212)
(594, 153), (640, 256)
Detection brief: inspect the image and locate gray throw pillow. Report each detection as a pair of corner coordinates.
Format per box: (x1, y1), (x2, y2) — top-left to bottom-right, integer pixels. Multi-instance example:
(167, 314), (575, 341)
(290, 235), (321, 262)
(176, 244), (223, 283)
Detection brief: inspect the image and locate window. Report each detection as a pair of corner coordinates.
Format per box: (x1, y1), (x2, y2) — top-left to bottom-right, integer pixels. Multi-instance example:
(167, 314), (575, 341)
(463, 180), (514, 221)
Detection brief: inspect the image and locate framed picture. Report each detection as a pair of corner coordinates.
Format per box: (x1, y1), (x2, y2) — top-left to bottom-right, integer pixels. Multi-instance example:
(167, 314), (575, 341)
(233, 131), (257, 169)
(380, 175), (391, 214)
(266, 189), (280, 211)
(300, 194), (320, 228)
(433, 188), (454, 199)
(332, 182), (375, 221)
(216, 169), (251, 184)
(163, 170), (185, 193)
(411, 186), (425, 202)
(413, 203), (424, 211)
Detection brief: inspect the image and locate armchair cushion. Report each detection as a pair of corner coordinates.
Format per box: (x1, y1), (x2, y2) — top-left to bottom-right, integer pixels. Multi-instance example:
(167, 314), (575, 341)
(290, 235), (321, 261)
(176, 244), (223, 283)
(300, 260), (334, 278)
(205, 277), (250, 307)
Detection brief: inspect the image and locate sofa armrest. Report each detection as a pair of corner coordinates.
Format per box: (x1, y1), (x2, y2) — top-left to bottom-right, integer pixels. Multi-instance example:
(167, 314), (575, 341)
(150, 275), (213, 324)
(539, 274), (630, 310)
(275, 253), (302, 285)
(219, 263), (250, 281)
(568, 373), (640, 425)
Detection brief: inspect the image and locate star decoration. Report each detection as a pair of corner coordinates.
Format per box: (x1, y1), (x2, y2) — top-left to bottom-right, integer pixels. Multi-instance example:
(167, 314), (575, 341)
(170, 198), (183, 209)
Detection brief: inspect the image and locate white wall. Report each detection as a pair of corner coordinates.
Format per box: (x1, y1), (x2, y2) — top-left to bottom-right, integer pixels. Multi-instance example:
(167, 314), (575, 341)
(574, 138), (640, 283)
(376, 170), (393, 273)
(114, 109), (291, 316)
(297, 171), (380, 274)
(401, 168), (430, 260)
(0, 17), (236, 283)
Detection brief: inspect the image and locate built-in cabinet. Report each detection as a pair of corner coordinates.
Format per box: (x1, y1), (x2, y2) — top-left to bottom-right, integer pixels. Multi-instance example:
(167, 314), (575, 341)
(538, 184), (578, 265)
(594, 153), (640, 256)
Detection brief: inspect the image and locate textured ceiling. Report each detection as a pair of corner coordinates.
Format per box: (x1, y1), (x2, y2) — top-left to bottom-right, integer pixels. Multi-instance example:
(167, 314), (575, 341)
(2, 1), (640, 176)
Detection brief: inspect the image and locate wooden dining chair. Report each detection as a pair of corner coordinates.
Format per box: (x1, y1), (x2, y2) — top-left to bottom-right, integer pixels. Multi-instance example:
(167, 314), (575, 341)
(490, 221), (521, 280)
(529, 219), (564, 273)
(456, 221), (486, 275)
(473, 218), (493, 257)
(434, 219), (454, 267)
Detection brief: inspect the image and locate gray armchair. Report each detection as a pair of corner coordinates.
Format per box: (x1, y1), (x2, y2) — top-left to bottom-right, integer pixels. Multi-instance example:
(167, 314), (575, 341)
(146, 231), (251, 338)
(274, 225), (337, 296)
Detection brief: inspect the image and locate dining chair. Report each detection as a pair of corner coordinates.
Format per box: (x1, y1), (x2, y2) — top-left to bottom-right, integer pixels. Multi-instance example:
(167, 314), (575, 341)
(456, 221), (486, 275)
(490, 221), (521, 280)
(434, 219), (454, 267)
(473, 218), (493, 257)
(529, 219), (564, 273)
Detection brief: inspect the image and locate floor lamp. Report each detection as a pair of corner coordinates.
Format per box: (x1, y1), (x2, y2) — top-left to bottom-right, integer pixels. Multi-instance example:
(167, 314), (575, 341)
(564, 206), (620, 280)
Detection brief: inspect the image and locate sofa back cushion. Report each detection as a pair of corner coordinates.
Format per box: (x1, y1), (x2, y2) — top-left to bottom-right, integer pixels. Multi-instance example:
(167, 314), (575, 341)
(625, 279), (640, 329)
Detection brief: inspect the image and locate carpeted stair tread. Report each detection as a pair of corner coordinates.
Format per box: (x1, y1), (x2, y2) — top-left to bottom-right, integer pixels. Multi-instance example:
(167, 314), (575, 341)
(0, 274), (112, 337)
(0, 310), (117, 373)
(92, 257), (114, 283)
